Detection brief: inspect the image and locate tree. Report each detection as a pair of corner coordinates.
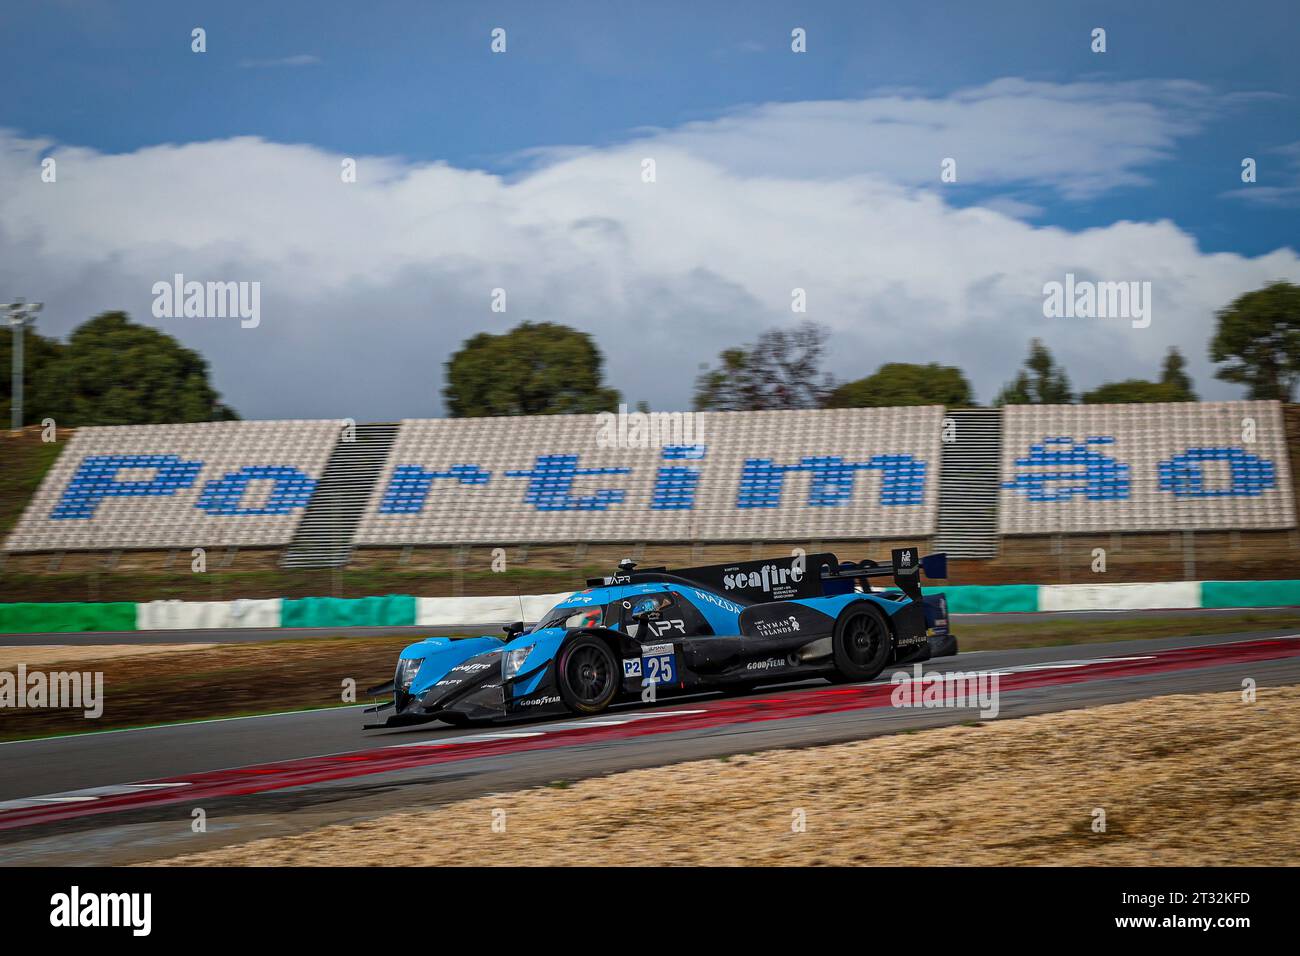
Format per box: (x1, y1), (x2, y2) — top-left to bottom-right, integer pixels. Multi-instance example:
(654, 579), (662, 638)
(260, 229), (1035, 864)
(823, 362), (974, 408)
(995, 339), (1073, 405)
(0, 323), (66, 427)
(1209, 280), (1300, 401)
(1159, 346), (1196, 400)
(1082, 379), (1179, 404)
(693, 322), (834, 411)
(26, 312), (238, 426)
(443, 321), (619, 416)
(1081, 347), (1197, 404)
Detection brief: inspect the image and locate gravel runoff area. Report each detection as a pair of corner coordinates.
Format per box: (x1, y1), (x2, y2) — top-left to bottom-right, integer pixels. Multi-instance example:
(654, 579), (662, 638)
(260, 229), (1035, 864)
(153, 684), (1300, 867)
(0, 643), (218, 671)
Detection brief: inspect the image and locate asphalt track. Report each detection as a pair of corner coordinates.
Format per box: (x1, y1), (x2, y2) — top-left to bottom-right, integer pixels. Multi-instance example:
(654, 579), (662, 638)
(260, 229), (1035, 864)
(2, 622), (1299, 865)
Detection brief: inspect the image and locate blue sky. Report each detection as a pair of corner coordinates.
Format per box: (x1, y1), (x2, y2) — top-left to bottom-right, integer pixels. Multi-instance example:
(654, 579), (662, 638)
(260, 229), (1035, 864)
(7, 0), (1297, 252)
(0, 0), (1298, 418)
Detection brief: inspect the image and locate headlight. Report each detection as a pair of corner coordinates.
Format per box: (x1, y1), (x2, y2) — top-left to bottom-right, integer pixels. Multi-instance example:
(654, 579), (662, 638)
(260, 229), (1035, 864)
(396, 657), (423, 692)
(503, 644), (535, 680)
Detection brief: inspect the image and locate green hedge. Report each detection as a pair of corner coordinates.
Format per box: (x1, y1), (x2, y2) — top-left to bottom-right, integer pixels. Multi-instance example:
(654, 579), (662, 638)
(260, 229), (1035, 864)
(0, 601), (137, 633)
(1200, 580), (1300, 609)
(931, 584), (1039, 614)
(2, 580), (1298, 634)
(280, 594), (416, 628)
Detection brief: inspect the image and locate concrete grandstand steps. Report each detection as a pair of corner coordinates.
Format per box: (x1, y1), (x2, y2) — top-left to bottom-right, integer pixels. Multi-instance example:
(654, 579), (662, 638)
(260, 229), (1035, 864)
(281, 423), (400, 568)
(934, 408), (1002, 558)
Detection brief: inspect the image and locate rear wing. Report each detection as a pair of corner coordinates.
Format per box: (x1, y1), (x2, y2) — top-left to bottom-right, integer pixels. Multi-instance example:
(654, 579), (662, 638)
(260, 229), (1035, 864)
(819, 548), (947, 601)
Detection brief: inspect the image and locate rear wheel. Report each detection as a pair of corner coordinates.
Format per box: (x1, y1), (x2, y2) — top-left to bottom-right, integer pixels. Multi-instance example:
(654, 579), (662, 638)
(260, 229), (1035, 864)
(557, 635), (619, 715)
(831, 605), (892, 682)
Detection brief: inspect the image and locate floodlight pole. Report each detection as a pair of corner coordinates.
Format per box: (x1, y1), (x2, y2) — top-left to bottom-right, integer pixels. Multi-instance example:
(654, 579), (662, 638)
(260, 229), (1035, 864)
(2, 299), (44, 432)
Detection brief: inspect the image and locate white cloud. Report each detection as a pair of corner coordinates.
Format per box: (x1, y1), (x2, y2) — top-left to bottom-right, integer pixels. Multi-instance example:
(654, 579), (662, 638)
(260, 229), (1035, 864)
(630, 78), (1218, 199)
(238, 54), (321, 69)
(0, 79), (1296, 421)
(1220, 140), (1300, 207)
(972, 196), (1045, 220)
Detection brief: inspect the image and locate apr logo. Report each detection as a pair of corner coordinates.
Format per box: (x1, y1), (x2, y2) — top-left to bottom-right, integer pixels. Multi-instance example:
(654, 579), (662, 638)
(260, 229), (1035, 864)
(647, 618), (686, 637)
(723, 560), (804, 596)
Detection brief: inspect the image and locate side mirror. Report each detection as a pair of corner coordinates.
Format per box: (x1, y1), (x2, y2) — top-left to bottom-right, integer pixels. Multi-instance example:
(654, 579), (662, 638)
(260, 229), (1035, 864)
(503, 621), (525, 639)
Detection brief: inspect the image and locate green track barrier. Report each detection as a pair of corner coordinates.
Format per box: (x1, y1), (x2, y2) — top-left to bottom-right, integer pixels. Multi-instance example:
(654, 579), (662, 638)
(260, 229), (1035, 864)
(931, 584), (1039, 614)
(3, 578), (1295, 634)
(1200, 580), (1300, 609)
(0, 601), (137, 634)
(280, 594), (416, 628)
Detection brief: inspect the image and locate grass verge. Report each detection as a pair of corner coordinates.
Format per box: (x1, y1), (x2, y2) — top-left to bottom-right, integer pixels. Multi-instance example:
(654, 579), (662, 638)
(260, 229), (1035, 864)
(0, 432), (63, 538)
(957, 610), (1300, 651)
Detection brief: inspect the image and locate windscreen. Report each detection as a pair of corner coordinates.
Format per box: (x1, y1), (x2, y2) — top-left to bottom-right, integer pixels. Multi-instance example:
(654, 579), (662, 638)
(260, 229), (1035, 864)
(535, 603), (606, 631)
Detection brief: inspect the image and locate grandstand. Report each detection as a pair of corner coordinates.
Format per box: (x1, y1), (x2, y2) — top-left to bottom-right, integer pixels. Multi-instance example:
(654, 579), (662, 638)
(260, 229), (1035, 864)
(354, 407), (942, 546)
(2, 401), (1296, 599)
(999, 401), (1293, 534)
(5, 420), (339, 551)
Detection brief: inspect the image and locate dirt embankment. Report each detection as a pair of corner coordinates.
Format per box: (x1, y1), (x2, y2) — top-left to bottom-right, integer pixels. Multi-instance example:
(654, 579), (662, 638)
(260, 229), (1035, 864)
(154, 685), (1300, 867)
(0, 635), (408, 740)
(0, 643), (217, 671)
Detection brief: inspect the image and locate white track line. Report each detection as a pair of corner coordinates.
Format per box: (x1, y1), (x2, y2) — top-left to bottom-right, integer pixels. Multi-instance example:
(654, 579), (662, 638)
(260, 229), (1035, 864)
(390, 730), (547, 748)
(0, 781), (193, 811)
(0, 796), (99, 810)
(387, 708), (711, 748)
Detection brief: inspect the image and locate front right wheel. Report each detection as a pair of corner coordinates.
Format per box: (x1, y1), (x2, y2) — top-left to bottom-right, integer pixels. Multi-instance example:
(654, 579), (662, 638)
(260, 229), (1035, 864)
(831, 605), (893, 682)
(557, 635), (620, 715)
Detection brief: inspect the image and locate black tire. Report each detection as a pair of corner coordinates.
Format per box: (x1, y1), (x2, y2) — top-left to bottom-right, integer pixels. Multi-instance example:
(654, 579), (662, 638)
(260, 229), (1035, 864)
(831, 605), (893, 682)
(557, 635), (620, 715)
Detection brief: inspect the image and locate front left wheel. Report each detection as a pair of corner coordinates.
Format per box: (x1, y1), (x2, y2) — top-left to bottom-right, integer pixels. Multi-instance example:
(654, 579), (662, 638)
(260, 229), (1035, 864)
(557, 635), (619, 715)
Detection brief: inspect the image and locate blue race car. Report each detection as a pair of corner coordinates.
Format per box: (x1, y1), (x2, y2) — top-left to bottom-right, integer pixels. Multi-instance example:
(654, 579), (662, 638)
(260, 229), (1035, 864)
(364, 547), (955, 728)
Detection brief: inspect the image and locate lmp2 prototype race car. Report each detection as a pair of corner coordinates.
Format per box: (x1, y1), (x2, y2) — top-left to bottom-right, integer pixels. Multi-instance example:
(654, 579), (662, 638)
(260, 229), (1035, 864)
(365, 547), (955, 728)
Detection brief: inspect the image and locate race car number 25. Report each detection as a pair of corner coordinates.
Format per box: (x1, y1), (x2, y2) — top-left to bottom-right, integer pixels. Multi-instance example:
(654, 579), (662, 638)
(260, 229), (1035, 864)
(640, 643), (676, 685)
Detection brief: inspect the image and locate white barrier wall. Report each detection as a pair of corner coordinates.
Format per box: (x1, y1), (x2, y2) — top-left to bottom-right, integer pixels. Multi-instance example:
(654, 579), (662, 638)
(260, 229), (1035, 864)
(415, 593), (572, 627)
(999, 401), (1294, 534)
(356, 407), (944, 544)
(136, 598), (284, 630)
(1037, 582), (1201, 612)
